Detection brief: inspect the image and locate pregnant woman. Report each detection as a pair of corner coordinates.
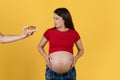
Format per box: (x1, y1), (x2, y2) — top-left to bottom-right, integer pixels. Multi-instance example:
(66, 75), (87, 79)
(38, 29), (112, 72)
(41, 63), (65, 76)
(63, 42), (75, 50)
(38, 8), (84, 80)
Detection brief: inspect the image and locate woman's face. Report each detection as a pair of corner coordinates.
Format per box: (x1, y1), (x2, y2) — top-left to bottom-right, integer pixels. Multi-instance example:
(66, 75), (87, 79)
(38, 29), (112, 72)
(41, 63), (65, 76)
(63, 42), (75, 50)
(53, 13), (65, 28)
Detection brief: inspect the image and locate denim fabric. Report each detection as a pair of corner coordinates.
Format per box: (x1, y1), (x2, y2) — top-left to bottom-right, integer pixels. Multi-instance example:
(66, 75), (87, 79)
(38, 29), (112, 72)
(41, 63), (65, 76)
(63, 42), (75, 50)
(46, 65), (76, 80)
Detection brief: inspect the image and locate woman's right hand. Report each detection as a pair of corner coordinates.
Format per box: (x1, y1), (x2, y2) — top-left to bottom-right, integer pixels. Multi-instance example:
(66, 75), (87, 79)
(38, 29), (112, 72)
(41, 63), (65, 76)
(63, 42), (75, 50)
(45, 56), (52, 69)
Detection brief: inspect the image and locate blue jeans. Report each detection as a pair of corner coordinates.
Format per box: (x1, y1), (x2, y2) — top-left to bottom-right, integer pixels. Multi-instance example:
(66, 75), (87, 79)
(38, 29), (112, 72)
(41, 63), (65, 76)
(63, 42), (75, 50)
(46, 65), (76, 80)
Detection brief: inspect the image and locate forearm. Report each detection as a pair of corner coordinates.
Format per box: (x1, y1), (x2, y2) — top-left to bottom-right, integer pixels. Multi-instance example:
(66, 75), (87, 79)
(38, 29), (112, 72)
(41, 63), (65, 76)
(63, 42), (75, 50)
(38, 46), (52, 68)
(38, 46), (48, 59)
(74, 49), (84, 60)
(0, 34), (26, 43)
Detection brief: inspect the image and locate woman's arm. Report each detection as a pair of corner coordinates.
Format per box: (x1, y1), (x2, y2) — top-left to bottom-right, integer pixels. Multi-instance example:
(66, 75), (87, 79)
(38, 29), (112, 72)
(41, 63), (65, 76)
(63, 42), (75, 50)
(0, 31), (33, 44)
(38, 37), (48, 58)
(74, 39), (84, 60)
(71, 39), (84, 68)
(38, 37), (52, 68)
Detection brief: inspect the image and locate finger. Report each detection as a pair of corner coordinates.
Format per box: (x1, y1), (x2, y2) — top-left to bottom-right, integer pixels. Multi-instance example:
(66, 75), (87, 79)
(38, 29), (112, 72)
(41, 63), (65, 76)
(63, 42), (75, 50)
(70, 63), (73, 69)
(47, 63), (52, 69)
(27, 32), (33, 36)
(29, 31), (35, 35)
(46, 60), (51, 68)
(70, 59), (74, 69)
(30, 32), (33, 35)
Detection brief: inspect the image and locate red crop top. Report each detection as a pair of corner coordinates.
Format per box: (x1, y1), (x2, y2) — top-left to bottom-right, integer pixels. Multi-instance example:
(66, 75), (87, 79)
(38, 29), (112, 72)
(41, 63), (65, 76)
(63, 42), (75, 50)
(43, 28), (80, 54)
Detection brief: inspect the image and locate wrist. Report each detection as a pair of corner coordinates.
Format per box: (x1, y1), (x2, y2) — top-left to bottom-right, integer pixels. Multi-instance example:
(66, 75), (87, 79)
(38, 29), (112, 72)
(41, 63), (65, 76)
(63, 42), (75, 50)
(74, 56), (78, 61)
(43, 54), (49, 59)
(21, 33), (27, 39)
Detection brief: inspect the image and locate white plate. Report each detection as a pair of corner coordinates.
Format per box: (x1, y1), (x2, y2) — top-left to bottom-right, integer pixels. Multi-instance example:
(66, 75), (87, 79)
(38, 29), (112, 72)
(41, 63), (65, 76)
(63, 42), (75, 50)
(23, 26), (38, 32)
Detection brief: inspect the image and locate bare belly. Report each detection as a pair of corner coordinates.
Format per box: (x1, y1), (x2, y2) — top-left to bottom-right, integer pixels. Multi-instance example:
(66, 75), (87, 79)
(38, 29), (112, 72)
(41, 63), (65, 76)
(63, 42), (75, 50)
(49, 51), (73, 74)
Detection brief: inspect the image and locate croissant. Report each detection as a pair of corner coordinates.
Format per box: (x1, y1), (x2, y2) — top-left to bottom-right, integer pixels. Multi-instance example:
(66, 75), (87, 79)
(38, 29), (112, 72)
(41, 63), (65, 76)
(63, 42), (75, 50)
(24, 26), (36, 30)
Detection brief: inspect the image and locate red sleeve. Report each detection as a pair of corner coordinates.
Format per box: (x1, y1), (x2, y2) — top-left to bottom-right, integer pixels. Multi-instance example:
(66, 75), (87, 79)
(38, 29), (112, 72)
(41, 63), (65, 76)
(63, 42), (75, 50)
(43, 29), (50, 40)
(74, 31), (80, 42)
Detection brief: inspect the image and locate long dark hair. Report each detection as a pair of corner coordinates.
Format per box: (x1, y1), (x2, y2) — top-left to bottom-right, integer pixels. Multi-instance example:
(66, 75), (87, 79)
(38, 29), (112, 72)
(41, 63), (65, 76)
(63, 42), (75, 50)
(54, 8), (75, 30)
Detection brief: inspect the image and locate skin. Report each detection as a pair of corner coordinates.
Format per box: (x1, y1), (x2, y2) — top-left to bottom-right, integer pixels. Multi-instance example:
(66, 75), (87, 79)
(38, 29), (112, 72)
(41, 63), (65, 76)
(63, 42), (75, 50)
(0, 30), (34, 44)
(49, 51), (74, 73)
(38, 13), (84, 69)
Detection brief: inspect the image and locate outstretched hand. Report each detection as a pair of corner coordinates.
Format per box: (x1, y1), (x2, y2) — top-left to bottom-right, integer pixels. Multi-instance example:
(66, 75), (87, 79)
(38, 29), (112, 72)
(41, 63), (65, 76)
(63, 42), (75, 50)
(23, 30), (34, 37)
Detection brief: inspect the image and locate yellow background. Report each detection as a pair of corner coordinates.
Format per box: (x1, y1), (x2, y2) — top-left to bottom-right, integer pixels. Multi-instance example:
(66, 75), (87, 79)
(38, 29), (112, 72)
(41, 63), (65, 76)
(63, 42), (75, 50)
(0, 0), (120, 80)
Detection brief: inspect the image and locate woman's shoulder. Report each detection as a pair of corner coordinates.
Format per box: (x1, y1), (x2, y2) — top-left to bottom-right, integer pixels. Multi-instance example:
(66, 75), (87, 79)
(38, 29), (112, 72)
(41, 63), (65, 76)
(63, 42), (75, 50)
(44, 27), (56, 34)
(69, 29), (79, 33)
(46, 27), (55, 31)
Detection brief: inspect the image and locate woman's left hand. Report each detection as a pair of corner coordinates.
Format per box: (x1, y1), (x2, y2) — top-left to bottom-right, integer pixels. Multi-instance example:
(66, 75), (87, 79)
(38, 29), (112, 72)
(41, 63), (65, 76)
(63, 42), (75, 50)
(70, 57), (77, 69)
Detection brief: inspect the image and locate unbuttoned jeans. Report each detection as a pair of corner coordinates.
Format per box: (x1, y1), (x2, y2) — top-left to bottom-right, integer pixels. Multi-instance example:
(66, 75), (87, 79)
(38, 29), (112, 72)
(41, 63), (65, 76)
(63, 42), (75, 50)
(46, 65), (76, 80)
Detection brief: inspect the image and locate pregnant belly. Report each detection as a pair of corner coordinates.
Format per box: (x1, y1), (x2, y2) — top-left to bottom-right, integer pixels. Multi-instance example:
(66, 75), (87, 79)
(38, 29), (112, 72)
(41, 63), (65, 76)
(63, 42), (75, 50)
(49, 51), (73, 74)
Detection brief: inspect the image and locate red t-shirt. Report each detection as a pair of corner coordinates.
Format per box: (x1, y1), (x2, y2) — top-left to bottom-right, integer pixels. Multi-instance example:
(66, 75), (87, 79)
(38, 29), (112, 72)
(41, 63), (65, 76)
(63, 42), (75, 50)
(43, 28), (80, 54)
